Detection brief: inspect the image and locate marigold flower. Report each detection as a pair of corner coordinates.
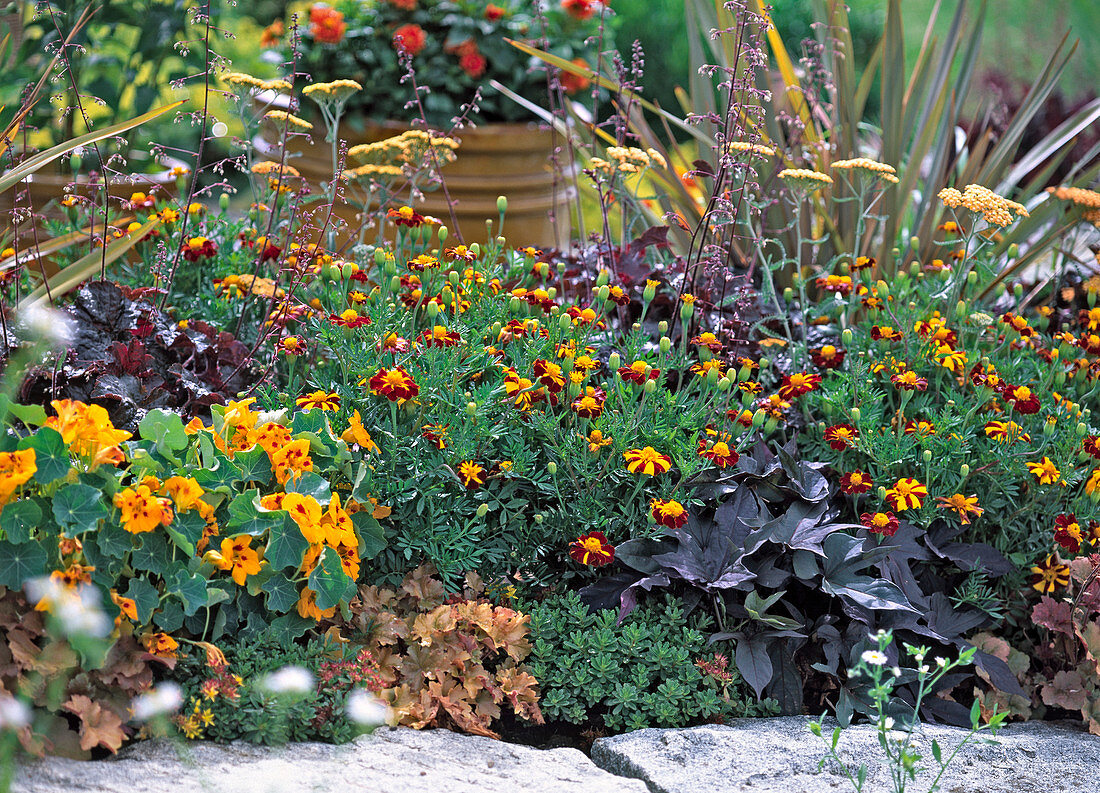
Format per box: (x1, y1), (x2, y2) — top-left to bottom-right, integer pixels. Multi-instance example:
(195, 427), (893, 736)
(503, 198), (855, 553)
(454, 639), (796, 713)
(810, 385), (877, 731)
(330, 309), (371, 329)
(278, 335), (306, 357)
(651, 498), (688, 529)
(935, 494), (983, 524)
(1084, 436), (1100, 460)
(624, 447), (672, 475)
(387, 205), (426, 227)
(691, 332), (724, 353)
(884, 478), (927, 511)
(458, 461), (486, 489)
(568, 531), (614, 566)
(698, 441), (739, 468)
(618, 360), (659, 384)
(419, 325), (462, 348)
(816, 274), (852, 296)
(1054, 514), (1084, 553)
(823, 424), (858, 451)
(860, 511), (899, 536)
(810, 345), (845, 368)
(777, 372), (821, 400)
(839, 471), (873, 494)
(533, 359), (566, 393)
(890, 370), (928, 392)
(296, 391), (341, 412)
(407, 253), (440, 272)
(870, 325), (902, 341)
(1029, 555), (1070, 594)
(904, 419), (936, 437)
(691, 359), (725, 379)
(182, 237), (217, 261)
(1027, 456), (1061, 485)
(419, 423), (448, 450)
(369, 367), (419, 402)
(571, 387), (606, 419)
(586, 429), (612, 453)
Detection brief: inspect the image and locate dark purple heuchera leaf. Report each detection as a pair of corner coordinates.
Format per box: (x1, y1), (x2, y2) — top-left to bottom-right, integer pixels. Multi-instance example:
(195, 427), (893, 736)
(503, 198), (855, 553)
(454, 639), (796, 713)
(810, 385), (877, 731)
(11, 281), (259, 431)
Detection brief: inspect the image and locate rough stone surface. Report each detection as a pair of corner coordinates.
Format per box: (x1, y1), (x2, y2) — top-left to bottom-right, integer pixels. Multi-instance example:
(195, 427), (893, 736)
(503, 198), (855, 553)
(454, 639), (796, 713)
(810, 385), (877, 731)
(591, 717), (1100, 793)
(12, 727), (650, 793)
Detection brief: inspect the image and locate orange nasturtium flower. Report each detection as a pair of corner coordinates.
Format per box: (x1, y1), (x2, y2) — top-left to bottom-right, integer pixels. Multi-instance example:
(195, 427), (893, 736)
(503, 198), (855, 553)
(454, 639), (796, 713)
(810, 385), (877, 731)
(884, 478), (927, 512)
(218, 535), (263, 586)
(296, 390), (341, 411)
(624, 447), (672, 475)
(0, 449), (37, 509)
(651, 498), (688, 529)
(1029, 555), (1070, 594)
(341, 410), (380, 452)
(935, 494), (983, 524)
(1027, 457), (1061, 485)
(569, 531), (614, 566)
(142, 632), (179, 658)
(115, 485), (174, 534)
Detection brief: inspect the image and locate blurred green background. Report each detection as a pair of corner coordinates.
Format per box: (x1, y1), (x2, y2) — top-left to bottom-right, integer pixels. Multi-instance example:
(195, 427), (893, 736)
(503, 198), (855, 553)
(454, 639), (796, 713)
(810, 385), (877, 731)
(619, 0), (1100, 115)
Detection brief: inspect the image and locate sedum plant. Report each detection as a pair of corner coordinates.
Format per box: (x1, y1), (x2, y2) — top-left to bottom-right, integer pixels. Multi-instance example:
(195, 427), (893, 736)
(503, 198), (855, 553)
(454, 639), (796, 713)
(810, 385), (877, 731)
(525, 590), (775, 732)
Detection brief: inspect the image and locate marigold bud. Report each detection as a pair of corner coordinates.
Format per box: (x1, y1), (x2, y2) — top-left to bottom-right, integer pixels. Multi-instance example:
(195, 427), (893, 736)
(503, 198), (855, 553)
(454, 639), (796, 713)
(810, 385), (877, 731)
(1013, 283), (1024, 300)
(466, 402), (477, 418)
(763, 417), (778, 434)
(717, 377), (731, 392)
(597, 285), (610, 302)
(783, 287), (794, 302)
(877, 486), (888, 500)
(219, 193), (230, 211)
(643, 281), (657, 303)
(476, 503), (489, 517)
(596, 269), (610, 287)
(758, 357), (770, 369)
(389, 275), (402, 292)
(497, 195), (508, 215)
(1078, 423), (1089, 437)
(448, 270), (460, 286)
(426, 302), (440, 318)
(960, 464), (970, 477)
(955, 300), (967, 320)
(559, 313), (572, 332)
(644, 378), (657, 394)
(438, 226), (448, 243)
(842, 328), (853, 345)
(1007, 243), (1018, 258)
(510, 297), (524, 314)
(910, 236), (920, 251)
(469, 243), (481, 257)
(658, 320), (668, 334)
(923, 450), (932, 462)
(707, 366), (720, 386)
(751, 409), (766, 428)
(659, 336), (671, 354)
(850, 407), (861, 422)
(608, 352), (621, 370)
(547, 462), (557, 475)
(1090, 288), (1098, 308)
(539, 262), (549, 280)
(909, 262), (920, 277)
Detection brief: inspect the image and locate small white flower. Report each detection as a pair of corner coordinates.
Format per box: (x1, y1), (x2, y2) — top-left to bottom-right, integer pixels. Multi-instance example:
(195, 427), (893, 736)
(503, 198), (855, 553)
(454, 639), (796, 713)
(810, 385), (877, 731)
(883, 717), (895, 730)
(17, 303), (73, 349)
(261, 665), (315, 695)
(935, 656), (948, 668)
(861, 650), (888, 666)
(919, 664), (930, 674)
(345, 688), (390, 727)
(131, 683), (184, 721)
(891, 666), (902, 678)
(0, 694), (30, 730)
(26, 579), (111, 638)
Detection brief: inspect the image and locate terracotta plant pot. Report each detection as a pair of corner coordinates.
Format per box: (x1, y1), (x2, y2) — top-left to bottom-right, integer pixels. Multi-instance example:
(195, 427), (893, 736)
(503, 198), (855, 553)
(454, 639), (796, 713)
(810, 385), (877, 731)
(259, 109), (573, 249)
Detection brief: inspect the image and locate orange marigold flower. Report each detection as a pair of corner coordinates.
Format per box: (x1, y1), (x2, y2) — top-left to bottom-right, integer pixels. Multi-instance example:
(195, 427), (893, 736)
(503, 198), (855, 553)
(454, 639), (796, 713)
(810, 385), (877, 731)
(533, 359), (566, 393)
(816, 274), (853, 296)
(984, 420), (1030, 444)
(935, 494), (983, 524)
(777, 372), (821, 400)
(182, 236), (217, 261)
(369, 366), (419, 402)
(904, 419), (936, 437)
(860, 511), (899, 536)
(698, 440), (739, 468)
(571, 388), (605, 419)
(568, 530), (614, 566)
(884, 477), (927, 511)
(458, 461), (486, 489)
(890, 370), (927, 391)
(296, 390), (341, 411)
(1084, 435), (1100, 460)
(420, 423), (449, 450)
(651, 498), (688, 529)
(810, 345), (845, 368)
(586, 429), (612, 453)
(1054, 514), (1083, 553)
(691, 332), (724, 353)
(870, 325), (902, 341)
(1029, 554), (1070, 594)
(618, 360), (659, 384)
(839, 471), (873, 494)
(1000, 384), (1039, 414)
(419, 325), (462, 347)
(624, 447), (672, 475)
(1027, 456), (1061, 485)
(330, 308), (371, 329)
(823, 424), (858, 451)
(387, 205), (426, 227)
(278, 335), (306, 357)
